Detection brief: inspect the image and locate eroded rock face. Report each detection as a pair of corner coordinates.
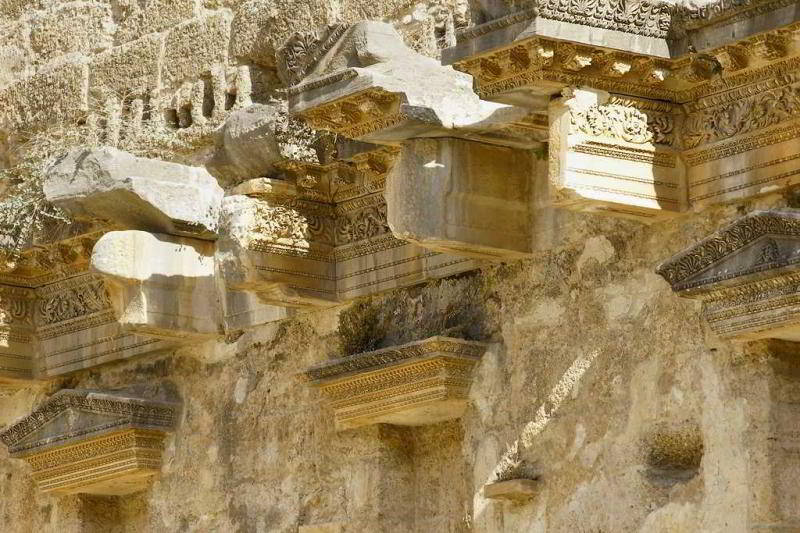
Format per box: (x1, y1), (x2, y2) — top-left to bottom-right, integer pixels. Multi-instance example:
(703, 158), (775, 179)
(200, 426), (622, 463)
(45, 147), (224, 239)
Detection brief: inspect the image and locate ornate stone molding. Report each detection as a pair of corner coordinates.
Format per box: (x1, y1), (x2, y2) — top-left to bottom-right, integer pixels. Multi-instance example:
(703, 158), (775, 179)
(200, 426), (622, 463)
(302, 336), (486, 430)
(0, 389), (178, 495)
(548, 88), (686, 222)
(656, 209), (800, 340)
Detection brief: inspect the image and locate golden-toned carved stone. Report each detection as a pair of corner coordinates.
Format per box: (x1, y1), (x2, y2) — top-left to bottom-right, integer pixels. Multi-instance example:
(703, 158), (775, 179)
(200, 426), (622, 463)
(301, 89), (406, 139)
(302, 336), (486, 430)
(657, 209), (800, 341)
(0, 389), (178, 495)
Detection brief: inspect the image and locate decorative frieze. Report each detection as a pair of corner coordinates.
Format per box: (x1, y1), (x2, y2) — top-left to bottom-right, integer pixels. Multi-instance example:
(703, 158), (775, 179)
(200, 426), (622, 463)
(656, 209), (800, 341)
(548, 88), (686, 222)
(0, 389), (178, 495)
(302, 336), (486, 430)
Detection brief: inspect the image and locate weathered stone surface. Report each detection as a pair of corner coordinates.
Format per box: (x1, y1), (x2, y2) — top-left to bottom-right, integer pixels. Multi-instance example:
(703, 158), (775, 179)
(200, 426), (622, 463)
(386, 137), (533, 259)
(207, 104), (284, 184)
(0, 389), (178, 495)
(657, 209), (800, 341)
(231, 0), (277, 67)
(29, 3), (113, 61)
(161, 12), (232, 86)
(91, 231), (219, 340)
(90, 32), (162, 95)
(303, 336), (486, 430)
(0, 285), (34, 391)
(44, 147), (224, 239)
(112, 0), (196, 45)
(0, 57), (88, 130)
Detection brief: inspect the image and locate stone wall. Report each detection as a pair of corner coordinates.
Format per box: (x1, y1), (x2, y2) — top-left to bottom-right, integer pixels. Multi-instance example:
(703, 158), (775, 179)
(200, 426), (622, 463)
(2, 1), (800, 532)
(3, 194), (798, 532)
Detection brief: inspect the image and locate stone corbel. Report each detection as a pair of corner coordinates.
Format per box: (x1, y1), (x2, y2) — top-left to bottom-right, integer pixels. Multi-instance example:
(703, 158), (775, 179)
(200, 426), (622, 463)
(282, 21), (536, 260)
(548, 88), (686, 222)
(656, 210), (800, 341)
(301, 336), (486, 430)
(0, 389), (178, 495)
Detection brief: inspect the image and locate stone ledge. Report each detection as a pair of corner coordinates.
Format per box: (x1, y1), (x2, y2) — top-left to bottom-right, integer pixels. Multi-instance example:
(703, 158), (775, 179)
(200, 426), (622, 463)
(0, 389), (179, 495)
(303, 336), (486, 430)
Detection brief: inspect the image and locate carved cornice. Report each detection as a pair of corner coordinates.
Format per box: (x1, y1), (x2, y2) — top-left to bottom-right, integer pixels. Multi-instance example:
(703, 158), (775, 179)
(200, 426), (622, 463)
(0, 389), (178, 452)
(278, 24), (349, 86)
(656, 210), (800, 292)
(303, 336), (486, 429)
(303, 336), (486, 383)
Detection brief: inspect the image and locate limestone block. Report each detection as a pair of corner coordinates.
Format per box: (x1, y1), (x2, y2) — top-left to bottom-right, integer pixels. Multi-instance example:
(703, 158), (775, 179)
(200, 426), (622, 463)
(0, 285), (35, 392)
(216, 195), (338, 308)
(90, 33), (162, 95)
(302, 336), (486, 430)
(220, 289), (289, 334)
(34, 272), (175, 377)
(91, 231), (219, 340)
(44, 147), (224, 239)
(548, 88), (686, 223)
(656, 209), (800, 341)
(0, 58), (88, 131)
(283, 21), (530, 146)
(30, 3), (113, 61)
(483, 479), (538, 501)
(231, 0), (277, 67)
(207, 104), (284, 184)
(0, 389), (178, 495)
(385, 137), (533, 259)
(113, 0), (196, 45)
(162, 12), (232, 86)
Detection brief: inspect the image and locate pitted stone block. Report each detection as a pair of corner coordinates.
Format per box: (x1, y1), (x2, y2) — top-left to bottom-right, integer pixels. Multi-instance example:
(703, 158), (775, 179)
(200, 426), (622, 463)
(44, 147), (224, 240)
(0, 389), (178, 495)
(162, 12), (232, 86)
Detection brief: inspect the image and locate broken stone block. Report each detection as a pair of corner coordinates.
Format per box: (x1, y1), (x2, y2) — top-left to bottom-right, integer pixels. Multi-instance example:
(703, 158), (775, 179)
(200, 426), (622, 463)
(207, 103), (285, 184)
(385, 137), (533, 259)
(302, 336), (486, 430)
(483, 479), (538, 502)
(657, 210), (800, 341)
(548, 88), (686, 222)
(283, 21), (529, 146)
(91, 231), (219, 340)
(44, 147), (224, 239)
(0, 389), (178, 495)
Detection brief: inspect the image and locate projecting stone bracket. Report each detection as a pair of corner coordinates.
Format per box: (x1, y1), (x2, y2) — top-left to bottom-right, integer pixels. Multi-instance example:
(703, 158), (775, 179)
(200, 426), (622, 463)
(483, 479), (539, 502)
(657, 209), (800, 341)
(548, 88), (686, 222)
(0, 389), (179, 495)
(302, 336), (486, 431)
(282, 21), (537, 260)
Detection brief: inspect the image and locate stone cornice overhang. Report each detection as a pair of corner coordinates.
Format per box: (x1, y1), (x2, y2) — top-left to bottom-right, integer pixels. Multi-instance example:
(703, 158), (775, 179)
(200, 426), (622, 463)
(442, 0), (800, 104)
(656, 209), (800, 296)
(0, 389), (179, 456)
(301, 336), (486, 385)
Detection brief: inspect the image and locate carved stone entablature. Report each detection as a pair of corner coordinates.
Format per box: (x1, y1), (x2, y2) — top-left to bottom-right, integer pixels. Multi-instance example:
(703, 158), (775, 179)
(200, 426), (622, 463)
(656, 210), (800, 341)
(217, 144), (478, 307)
(0, 389), (178, 495)
(302, 336), (486, 430)
(282, 21), (534, 149)
(549, 88), (686, 222)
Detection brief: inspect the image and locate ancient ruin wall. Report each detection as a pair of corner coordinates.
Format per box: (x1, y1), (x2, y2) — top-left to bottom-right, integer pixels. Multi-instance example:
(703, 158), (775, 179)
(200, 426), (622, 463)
(1, 1), (799, 532)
